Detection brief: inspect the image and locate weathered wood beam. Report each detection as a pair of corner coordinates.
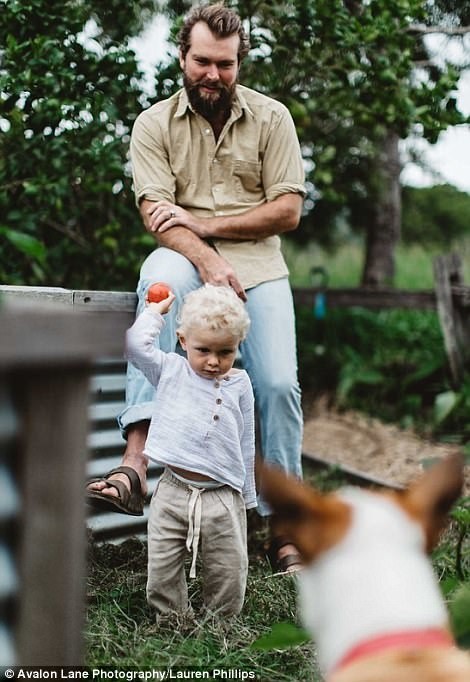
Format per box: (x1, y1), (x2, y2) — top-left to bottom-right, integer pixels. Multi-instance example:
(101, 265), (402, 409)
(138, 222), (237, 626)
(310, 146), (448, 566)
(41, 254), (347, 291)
(293, 287), (436, 310)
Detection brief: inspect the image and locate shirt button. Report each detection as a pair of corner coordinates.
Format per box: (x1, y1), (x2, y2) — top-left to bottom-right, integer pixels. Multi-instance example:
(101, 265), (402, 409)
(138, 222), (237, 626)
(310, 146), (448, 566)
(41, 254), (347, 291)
(205, 128), (211, 134)
(214, 382), (220, 388)
(213, 414), (219, 421)
(216, 398), (222, 405)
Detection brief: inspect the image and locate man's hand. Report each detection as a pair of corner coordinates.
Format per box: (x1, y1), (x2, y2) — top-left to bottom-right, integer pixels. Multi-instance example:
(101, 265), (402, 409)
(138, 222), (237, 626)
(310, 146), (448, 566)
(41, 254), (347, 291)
(143, 193), (303, 241)
(139, 199), (246, 302)
(198, 248), (247, 301)
(145, 200), (208, 238)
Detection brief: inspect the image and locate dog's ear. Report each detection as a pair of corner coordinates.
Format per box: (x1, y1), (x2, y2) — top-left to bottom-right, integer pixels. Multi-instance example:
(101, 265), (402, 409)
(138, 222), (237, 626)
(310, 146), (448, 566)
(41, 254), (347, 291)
(400, 452), (464, 552)
(260, 464), (351, 563)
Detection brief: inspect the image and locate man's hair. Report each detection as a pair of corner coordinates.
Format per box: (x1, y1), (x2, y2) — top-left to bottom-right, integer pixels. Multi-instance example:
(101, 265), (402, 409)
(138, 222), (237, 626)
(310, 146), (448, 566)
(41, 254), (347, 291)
(178, 3), (250, 62)
(177, 284), (250, 341)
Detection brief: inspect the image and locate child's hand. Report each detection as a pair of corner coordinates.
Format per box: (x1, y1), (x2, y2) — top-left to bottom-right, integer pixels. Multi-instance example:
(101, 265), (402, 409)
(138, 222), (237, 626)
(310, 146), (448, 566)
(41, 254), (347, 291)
(146, 292), (176, 315)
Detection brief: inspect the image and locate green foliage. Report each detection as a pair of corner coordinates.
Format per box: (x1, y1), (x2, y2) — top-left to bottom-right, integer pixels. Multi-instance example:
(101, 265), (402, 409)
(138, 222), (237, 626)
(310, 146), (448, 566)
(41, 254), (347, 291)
(1, 1), (469, 286)
(296, 306), (456, 431)
(402, 185), (470, 246)
(449, 582), (470, 648)
(156, 1), (469, 251)
(245, 0), (468, 245)
(434, 390), (460, 425)
(251, 621), (311, 650)
(0, 0), (155, 289)
(431, 377), (470, 443)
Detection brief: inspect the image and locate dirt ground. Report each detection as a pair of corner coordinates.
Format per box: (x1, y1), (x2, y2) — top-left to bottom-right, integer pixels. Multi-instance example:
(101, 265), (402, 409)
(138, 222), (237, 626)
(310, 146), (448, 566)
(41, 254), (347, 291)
(301, 396), (468, 492)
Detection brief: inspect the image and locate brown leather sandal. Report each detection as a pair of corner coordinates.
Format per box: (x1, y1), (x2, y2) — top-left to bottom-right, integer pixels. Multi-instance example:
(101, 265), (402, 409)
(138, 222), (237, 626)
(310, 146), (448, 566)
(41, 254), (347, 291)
(86, 466), (145, 516)
(267, 535), (303, 575)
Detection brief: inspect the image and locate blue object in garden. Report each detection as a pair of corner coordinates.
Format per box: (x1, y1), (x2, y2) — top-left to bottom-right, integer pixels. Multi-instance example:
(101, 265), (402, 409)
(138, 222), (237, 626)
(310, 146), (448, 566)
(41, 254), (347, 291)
(311, 266), (329, 320)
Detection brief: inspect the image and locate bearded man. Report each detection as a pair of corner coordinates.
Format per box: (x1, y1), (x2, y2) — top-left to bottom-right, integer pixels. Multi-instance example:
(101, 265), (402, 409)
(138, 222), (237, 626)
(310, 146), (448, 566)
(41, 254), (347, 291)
(87, 2), (306, 575)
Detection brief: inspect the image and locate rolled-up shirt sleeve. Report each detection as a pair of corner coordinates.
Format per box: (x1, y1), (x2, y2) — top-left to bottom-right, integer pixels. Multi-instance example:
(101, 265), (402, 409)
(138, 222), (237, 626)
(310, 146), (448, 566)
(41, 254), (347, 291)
(130, 113), (175, 206)
(125, 307), (167, 386)
(262, 105), (306, 202)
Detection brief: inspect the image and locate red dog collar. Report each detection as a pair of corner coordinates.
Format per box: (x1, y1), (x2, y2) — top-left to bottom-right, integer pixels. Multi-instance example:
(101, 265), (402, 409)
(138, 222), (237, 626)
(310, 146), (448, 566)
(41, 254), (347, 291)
(334, 628), (454, 673)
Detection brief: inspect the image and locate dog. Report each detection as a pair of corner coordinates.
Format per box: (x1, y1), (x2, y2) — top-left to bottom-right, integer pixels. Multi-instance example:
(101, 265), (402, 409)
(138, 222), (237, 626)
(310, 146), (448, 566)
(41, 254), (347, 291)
(261, 453), (470, 681)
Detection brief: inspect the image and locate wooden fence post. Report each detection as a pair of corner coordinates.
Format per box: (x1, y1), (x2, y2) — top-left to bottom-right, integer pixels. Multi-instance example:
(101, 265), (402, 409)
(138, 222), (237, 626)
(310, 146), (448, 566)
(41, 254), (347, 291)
(14, 366), (91, 665)
(433, 252), (470, 385)
(0, 302), (125, 665)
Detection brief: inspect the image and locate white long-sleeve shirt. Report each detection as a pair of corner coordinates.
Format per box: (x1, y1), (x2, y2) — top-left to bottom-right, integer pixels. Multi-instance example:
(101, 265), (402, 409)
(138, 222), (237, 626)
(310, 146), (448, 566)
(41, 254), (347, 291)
(126, 308), (257, 509)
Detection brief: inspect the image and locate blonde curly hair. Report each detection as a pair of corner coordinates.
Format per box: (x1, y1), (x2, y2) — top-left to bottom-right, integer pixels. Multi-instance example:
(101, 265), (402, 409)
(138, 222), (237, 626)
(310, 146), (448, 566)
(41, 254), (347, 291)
(177, 284), (250, 341)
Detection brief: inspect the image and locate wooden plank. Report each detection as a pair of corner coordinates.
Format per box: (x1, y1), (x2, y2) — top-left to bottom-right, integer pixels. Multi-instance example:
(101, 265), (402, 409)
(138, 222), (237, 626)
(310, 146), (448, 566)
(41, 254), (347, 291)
(433, 254), (465, 384)
(0, 307), (125, 365)
(5, 282), (470, 313)
(15, 367), (90, 664)
(302, 450), (403, 490)
(72, 290), (137, 312)
(293, 287), (436, 310)
(0, 285), (72, 305)
(452, 284), (470, 308)
(0, 285), (136, 312)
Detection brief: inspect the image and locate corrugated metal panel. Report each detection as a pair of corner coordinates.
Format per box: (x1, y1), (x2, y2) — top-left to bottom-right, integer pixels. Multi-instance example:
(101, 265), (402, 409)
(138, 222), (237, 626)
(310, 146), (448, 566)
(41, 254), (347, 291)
(86, 360), (161, 542)
(0, 384), (20, 665)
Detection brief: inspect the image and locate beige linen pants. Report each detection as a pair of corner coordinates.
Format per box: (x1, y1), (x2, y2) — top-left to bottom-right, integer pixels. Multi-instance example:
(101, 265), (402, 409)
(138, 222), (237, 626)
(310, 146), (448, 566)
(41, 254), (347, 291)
(147, 468), (249, 617)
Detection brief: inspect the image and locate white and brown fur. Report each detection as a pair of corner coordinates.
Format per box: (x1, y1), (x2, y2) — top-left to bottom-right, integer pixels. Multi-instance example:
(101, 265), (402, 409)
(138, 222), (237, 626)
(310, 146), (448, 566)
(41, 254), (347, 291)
(261, 453), (470, 681)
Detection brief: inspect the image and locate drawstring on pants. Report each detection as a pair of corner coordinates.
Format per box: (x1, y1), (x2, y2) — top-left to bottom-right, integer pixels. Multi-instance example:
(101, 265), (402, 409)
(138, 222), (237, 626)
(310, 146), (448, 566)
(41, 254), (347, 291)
(186, 485), (203, 579)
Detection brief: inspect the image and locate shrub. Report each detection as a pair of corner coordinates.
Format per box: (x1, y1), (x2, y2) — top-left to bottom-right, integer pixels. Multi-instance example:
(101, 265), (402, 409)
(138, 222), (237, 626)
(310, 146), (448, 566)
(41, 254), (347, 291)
(295, 305), (469, 438)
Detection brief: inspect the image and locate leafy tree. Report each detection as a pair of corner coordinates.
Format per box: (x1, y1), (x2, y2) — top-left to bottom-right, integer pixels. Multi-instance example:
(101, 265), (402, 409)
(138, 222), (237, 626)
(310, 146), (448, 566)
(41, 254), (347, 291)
(0, 0), (156, 288)
(246, 0), (469, 284)
(2, 0), (469, 289)
(402, 184), (470, 245)
(155, 0), (469, 285)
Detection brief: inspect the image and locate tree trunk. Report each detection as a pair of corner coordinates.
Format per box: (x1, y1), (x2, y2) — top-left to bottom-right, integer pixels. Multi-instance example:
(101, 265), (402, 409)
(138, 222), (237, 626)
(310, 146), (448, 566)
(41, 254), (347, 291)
(361, 130), (402, 287)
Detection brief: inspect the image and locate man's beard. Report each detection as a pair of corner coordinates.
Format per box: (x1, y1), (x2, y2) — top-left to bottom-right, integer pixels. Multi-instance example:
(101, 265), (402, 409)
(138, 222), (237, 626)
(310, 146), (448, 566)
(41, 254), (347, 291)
(183, 73), (236, 120)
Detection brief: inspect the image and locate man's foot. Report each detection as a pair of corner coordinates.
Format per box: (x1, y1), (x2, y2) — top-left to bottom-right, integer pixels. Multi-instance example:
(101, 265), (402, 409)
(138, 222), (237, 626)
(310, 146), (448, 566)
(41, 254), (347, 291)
(86, 465), (145, 516)
(87, 422), (149, 513)
(267, 536), (304, 575)
(87, 449), (148, 496)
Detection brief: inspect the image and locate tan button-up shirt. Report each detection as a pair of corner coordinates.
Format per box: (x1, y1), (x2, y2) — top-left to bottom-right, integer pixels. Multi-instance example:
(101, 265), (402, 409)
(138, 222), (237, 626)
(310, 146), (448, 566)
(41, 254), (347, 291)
(130, 85), (305, 289)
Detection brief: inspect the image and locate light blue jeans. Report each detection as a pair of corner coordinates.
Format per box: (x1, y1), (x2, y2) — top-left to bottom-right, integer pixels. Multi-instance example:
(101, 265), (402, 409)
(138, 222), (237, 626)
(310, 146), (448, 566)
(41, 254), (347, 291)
(118, 247), (303, 515)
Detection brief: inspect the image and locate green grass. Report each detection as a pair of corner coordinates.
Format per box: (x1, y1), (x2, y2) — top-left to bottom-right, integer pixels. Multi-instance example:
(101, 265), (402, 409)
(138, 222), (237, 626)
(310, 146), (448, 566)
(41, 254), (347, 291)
(282, 238), (470, 289)
(85, 534), (320, 679)
(85, 464), (469, 677)
(282, 238), (364, 288)
(84, 465), (348, 676)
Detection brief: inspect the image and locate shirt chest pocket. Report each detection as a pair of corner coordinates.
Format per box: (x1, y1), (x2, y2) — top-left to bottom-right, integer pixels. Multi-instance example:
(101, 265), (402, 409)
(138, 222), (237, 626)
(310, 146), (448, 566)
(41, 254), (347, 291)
(232, 160), (262, 197)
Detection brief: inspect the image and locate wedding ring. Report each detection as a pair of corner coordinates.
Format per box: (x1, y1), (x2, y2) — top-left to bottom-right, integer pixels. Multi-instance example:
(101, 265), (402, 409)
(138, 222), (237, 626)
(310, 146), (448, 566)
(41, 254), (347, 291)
(170, 210), (176, 218)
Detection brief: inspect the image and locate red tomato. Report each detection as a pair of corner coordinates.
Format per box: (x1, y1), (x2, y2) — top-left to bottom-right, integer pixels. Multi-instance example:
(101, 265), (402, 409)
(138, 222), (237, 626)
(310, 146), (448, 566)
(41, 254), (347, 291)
(147, 282), (172, 303)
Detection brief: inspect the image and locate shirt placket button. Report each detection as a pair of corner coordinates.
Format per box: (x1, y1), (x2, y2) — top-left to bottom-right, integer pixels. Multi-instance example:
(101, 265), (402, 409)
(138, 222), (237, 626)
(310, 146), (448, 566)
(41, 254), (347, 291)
(213, 383), (221, 421)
